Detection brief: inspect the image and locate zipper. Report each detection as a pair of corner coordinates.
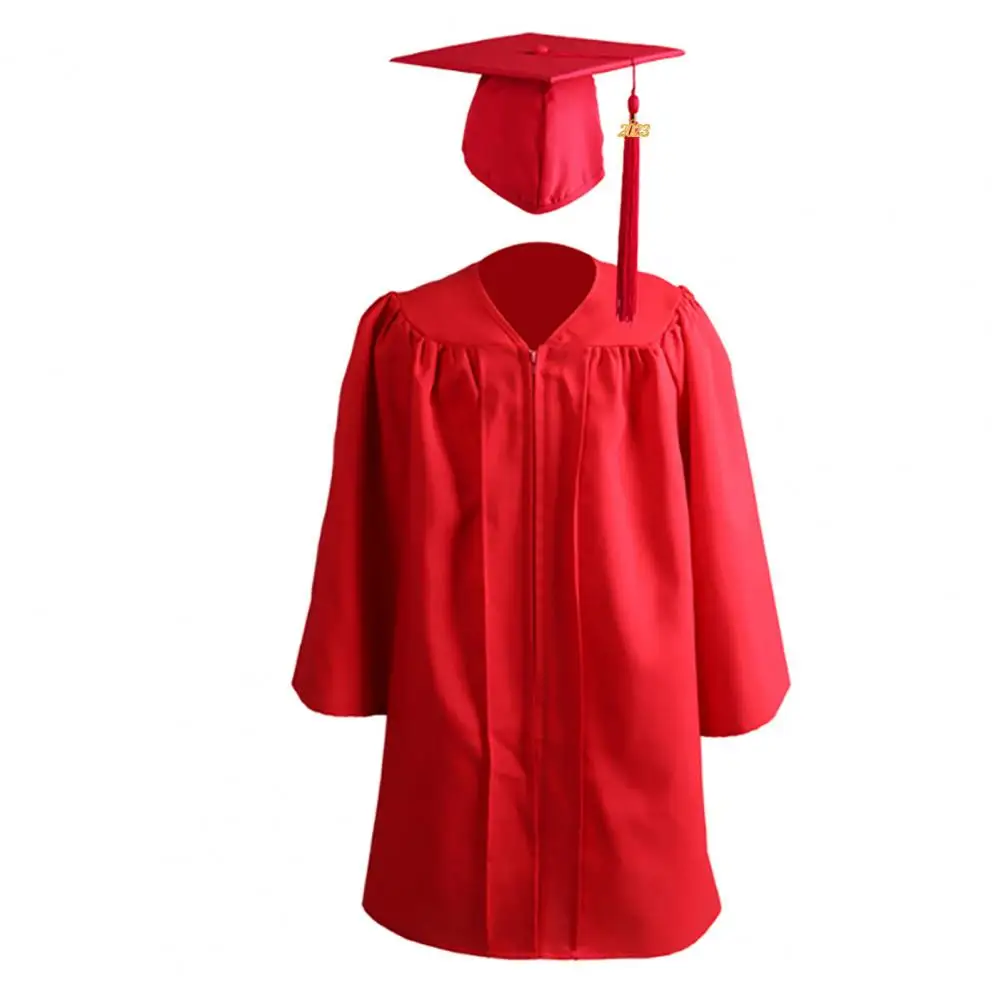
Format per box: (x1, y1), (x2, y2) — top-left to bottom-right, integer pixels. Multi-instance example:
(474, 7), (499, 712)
(529, 349), (538, 670)
(528, 348), (538, 691)
(528, 346), (541, 947)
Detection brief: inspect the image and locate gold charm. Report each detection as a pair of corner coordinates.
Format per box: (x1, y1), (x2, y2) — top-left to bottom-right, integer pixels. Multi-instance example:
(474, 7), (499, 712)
(617, 122), (651, 138)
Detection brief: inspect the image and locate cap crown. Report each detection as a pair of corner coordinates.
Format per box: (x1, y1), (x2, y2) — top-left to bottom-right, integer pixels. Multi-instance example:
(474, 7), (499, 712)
(463, 75), (604, 214)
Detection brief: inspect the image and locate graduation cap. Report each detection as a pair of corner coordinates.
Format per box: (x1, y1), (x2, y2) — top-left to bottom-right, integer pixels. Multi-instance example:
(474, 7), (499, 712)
(392, 32), (685, 321)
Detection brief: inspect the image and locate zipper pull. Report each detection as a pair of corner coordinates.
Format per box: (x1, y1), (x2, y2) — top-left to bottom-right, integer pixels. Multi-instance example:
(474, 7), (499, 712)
(529, 349), (537, 367)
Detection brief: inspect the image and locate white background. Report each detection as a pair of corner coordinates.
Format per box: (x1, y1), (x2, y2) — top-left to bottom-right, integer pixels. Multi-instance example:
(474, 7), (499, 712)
(2, 1), (999, 998)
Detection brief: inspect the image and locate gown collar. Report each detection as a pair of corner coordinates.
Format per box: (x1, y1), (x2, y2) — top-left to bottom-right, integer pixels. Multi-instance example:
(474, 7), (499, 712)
(394, 246), (681, 350)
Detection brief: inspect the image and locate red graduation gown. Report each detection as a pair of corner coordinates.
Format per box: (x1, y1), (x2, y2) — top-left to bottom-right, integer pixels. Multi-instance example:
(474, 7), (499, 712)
(292, 244), (789, 959)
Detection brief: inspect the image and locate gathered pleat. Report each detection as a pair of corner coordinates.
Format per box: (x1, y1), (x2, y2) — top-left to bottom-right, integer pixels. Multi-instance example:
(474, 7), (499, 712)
(571, 347), (593, 953)
(473, 348), (494, 954)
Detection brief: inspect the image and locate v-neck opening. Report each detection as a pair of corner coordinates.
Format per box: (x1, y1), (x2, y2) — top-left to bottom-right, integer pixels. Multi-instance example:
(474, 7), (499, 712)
(473, 243), (599, 354)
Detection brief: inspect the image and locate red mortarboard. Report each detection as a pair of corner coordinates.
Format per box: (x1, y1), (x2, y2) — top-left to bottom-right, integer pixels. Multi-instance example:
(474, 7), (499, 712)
(392, 32), (685, 321)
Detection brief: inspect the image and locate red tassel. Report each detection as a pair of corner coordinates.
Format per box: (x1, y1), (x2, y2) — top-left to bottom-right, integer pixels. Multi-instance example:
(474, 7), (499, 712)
(617, 88), (640, 322)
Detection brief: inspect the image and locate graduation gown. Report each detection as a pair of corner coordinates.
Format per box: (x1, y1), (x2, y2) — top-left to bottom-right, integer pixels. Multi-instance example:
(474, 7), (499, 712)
(292, 244), (789, 959)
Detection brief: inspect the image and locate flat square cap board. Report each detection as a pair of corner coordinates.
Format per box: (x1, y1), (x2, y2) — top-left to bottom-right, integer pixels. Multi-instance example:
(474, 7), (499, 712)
(391, 32), (684, 83)
(391, 33), (686, 321)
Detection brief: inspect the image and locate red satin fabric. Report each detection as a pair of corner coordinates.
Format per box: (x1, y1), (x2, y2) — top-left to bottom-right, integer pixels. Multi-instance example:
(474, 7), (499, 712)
(292, 243), (789, 958)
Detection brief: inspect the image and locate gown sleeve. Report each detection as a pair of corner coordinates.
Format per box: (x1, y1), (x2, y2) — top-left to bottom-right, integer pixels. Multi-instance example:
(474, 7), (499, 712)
(672, 286), (791, 736)
(291, 294), (398, 716)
